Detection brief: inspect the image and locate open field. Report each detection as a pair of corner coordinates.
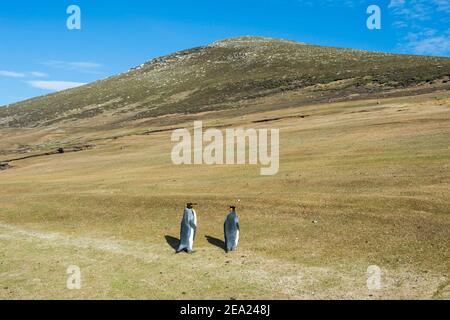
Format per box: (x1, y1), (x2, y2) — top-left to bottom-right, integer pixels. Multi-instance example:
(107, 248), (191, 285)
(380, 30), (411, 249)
(0, 91), (449, 299)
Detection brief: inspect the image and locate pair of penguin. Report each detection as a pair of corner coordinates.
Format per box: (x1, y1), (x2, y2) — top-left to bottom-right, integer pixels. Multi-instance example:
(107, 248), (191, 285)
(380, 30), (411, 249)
(176, 203), (240, 254)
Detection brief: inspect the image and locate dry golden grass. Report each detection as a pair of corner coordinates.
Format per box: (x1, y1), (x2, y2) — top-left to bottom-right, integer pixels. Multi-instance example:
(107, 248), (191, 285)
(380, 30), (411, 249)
(0, 92), (449, 299)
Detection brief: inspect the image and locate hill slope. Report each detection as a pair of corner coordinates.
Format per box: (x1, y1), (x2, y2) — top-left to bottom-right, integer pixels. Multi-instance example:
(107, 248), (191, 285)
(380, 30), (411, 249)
(0, 36), (449, 299)
(0, 92), (449, 299)
(1, 36), (449, 128)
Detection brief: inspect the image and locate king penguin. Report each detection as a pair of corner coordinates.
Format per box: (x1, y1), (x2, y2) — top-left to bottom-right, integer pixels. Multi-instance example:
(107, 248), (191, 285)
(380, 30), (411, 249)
(176, 203), (197, 254)
(224, 205), (240, 252)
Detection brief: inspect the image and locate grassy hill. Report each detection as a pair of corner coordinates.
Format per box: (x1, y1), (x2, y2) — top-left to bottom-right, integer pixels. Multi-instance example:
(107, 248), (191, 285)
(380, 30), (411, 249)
(0, 36), (449, 128)
(1, 92), (449, 299)
(0, 37), (449, 299)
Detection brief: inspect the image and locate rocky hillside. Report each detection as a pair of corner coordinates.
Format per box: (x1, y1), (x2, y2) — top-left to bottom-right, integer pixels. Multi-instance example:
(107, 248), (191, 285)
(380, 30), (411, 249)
(1, 36), (449, 128)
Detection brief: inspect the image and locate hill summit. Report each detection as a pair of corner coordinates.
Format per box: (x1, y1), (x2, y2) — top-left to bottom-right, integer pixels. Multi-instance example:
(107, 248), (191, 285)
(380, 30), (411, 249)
(1, 36), (449, 128)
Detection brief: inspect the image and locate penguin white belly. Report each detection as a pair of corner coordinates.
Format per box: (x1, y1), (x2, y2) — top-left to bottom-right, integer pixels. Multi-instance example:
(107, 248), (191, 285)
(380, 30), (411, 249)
(188, 210), (197, 250)
(235, 230), (239, 247)
(188, 228), (194, 250)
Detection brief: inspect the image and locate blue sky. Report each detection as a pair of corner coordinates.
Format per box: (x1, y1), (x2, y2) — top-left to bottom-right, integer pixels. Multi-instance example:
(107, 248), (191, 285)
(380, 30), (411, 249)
(0, 0), (449, 106)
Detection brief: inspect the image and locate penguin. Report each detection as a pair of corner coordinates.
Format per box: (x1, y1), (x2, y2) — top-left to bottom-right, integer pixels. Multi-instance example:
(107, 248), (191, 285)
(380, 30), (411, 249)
(176, 203), (197, 254)
(224, 206), (240, 252)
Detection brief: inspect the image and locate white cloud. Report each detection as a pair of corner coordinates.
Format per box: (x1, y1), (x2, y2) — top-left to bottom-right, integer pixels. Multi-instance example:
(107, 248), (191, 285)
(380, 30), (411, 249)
(401, 29), (450, 56)
(0, 70), (50, 78)
(432, 0), (450, 13)
(298, 0), (365, 8)
(392, 20), (408, 29)
(389, 0), (450, 56)
(43, 60), (103, 74)
(29, 71), (48, 77)
(0, 70), (26, 78)
(28, 81), (86, 92)
(388, 0), (405, 9)
(389, 0), (450, 24)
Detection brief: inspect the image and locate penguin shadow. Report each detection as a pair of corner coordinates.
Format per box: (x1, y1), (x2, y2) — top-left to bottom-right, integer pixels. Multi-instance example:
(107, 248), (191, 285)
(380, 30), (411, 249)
(205, 235), (226, 252)
(164, 235), (180, 251)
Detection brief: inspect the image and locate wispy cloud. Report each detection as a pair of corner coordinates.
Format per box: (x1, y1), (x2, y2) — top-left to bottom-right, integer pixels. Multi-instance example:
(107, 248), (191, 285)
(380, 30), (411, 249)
(388, 0), (405, 8)
(434, 0), (450, 12)
(28, 81), (86, 92)
(388, 0), (450, 56)
(0, 70), (26, 78)
(400, 28), (450, 56)
(1, 67), (88, 92)
(389, 0), (439, 24)
(297, 0), (365, 8)
(29, 71), (48, 77)
(43, 60), (103, 74)
(389, 0), (450, 25)
(0, 70), (49, 78)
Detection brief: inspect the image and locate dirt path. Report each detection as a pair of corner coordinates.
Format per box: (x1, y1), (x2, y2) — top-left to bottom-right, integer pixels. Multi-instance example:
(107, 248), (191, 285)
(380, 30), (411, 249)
(0, 222), (446, 299)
